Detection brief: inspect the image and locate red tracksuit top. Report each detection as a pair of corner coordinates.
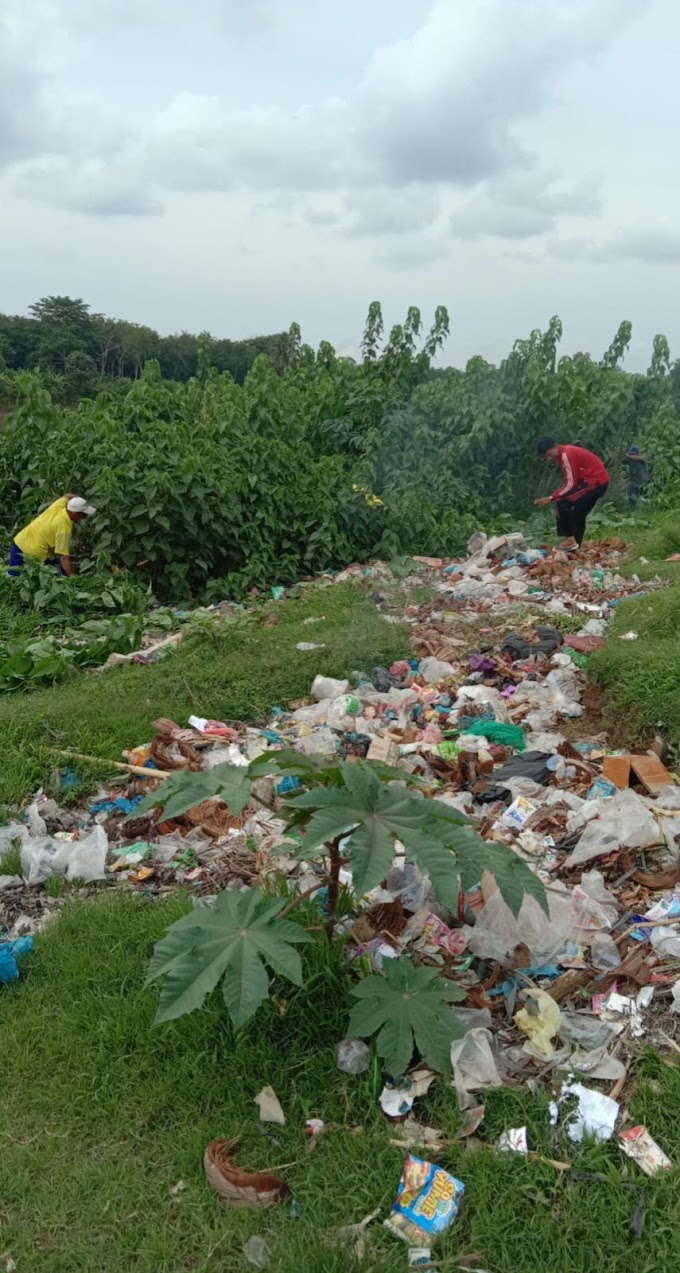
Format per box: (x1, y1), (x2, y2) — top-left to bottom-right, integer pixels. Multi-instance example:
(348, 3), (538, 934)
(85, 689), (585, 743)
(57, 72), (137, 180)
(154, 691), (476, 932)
(551, 445), (609, 504)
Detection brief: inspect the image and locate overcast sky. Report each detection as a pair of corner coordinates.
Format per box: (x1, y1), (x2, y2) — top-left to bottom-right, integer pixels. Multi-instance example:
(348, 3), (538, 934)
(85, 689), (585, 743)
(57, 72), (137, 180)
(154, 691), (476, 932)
(1, 0), (678, 367)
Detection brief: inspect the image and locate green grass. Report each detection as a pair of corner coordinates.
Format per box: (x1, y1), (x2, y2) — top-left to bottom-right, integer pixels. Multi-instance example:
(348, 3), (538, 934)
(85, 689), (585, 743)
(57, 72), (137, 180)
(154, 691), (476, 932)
(589, 517), (680, 752)
(0, 582), (408, 806)
(1, 893), (678, 1273)
(3, 528), (680, 1271)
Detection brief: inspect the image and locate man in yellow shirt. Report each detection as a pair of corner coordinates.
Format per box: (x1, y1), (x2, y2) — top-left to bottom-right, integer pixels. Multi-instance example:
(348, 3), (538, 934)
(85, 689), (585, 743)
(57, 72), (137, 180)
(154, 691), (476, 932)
(9, 495), (96, 577)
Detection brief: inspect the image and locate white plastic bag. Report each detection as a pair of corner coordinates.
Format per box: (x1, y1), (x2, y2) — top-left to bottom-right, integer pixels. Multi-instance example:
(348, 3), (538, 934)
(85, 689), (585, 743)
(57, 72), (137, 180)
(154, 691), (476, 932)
(20, 825), (108, 884)
(312, 675), (348, 702)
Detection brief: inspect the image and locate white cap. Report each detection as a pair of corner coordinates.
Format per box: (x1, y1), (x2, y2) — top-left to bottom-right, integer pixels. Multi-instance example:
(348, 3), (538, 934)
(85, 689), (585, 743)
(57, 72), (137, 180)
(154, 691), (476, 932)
(67, 497), (97, 516)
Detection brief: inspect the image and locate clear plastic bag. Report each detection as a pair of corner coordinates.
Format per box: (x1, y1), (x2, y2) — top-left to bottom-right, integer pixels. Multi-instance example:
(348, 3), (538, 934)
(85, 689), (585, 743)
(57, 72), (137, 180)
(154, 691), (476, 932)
(419, 657), (455, 684)
(590, 932), (621, 970)
(336, 1038), (370, 1075)
(570, 789), (660, 866)
(20, 825), (108, 884)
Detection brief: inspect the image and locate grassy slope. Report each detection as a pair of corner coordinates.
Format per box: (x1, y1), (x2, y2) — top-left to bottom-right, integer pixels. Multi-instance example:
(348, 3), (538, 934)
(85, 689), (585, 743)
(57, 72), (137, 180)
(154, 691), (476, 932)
(1, 554), (680, 1271)
(1, 894), (679, 1273)
(589, 513), (680, 752)
(0, 581), (407, 807)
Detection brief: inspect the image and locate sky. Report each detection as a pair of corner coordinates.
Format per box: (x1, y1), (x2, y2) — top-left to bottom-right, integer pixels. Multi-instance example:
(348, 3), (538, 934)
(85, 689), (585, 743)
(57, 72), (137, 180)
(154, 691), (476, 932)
(1, 0), (678, 368)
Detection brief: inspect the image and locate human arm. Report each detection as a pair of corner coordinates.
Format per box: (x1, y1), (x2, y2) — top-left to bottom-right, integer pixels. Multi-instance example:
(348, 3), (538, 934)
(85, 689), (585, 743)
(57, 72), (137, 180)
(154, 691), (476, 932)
(534, 496), (552, 507)
(59, 555), (75, 576)
(550, 448), (576, 501)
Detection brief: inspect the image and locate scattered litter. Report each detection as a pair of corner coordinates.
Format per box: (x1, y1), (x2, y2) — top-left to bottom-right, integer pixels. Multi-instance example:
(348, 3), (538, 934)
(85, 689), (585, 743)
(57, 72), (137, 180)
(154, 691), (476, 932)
(203, 1139), (290, 1207)
(619, 1126), (672, 1176)
(335, 1207), (381, 1260)
(389, 1118), (447, 1150)
(550, 1080), (620, 1143)
(497, 1127), (528, 1155)
(336, 1038), (371, 1075)
(450, 1030), (503, 1109)
(514, 990), (562, 1058)
(254, 1085), (286, 1126)
(385, 1155), (465, 1247)
(0, 934), (34, 984)
(243, 1236), (271, 1268)
(456, 1105), (485, 1139)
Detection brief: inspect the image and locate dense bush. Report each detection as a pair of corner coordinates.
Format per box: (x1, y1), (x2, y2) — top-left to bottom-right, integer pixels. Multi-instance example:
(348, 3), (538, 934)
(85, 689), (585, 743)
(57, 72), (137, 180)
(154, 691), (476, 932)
(1, 306), (677, 600)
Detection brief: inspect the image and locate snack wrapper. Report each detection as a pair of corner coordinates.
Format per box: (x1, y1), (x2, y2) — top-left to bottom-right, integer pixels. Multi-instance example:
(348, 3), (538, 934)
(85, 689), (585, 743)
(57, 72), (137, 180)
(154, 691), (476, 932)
(385, 1155), (465, 1246)
(422, 912), (468, 957)
(619, 1125), (672, 1176)
(495, 796), (536, 831)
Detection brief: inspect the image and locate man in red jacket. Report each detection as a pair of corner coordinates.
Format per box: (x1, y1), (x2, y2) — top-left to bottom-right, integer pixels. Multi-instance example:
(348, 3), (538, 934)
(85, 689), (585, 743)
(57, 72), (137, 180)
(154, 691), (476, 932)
(534, 437), (609, 550)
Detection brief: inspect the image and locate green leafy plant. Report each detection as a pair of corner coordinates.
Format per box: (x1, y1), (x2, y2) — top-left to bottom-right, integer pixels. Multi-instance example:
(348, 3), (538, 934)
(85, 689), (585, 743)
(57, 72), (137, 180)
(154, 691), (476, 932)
(135, 762), (251, 823)
(146, 888), (310, 1027)
(347, 956), (466, 1077)
(145, 753), (547, 1076)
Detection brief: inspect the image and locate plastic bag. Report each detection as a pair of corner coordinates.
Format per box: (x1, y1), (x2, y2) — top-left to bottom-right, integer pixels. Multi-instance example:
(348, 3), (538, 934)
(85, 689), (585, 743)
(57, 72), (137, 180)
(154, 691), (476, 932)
(20, 825), (108, 884)
(450, 1028), (503, 1108)
(590, 932), (621, 971)
(515, 990), (561, 1057)
(465, 886), (575, 965)
(570, 789), (660, 867)
(336, 1038), (370, 1075)
(326, 694), (361, 731)
(312, 675), (348, 702)
(295, 727), (338, 756)
(0, 934), (34, 984)
(656, 784), (680, 811)
(293, 699), (331, 726)
(493, 751), (552, 786)
(419, 657), (455, 684)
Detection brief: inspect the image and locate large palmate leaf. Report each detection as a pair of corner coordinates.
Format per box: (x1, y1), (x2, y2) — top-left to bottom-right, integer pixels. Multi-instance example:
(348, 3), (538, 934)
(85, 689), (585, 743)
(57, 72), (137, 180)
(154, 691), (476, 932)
(452, 834), (550, 917)
(248, 748), (417, 789)
(426, 804), (548, 917)
(347, 956), (465, 1078)
(133, 763), (252, 823)
(284, 761), (449, 897)
(146, 887), (310, 1027)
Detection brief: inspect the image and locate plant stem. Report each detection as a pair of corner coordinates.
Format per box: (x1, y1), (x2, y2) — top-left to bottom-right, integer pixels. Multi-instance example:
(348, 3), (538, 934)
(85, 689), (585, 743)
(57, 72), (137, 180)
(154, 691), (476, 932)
(277, 878), (328, 919)
(326, 836), (342, 944)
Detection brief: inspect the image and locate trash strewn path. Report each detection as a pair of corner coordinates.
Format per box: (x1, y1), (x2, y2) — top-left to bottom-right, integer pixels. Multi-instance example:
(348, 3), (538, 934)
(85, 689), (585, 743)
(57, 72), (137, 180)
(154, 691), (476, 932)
(2, 530), (679, 1261)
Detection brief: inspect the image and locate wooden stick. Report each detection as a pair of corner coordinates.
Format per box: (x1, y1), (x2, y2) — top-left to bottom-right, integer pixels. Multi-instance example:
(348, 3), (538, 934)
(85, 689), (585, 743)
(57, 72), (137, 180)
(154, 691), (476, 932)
(51, 748), (172, 780)
(609, 1064), (630, 1103)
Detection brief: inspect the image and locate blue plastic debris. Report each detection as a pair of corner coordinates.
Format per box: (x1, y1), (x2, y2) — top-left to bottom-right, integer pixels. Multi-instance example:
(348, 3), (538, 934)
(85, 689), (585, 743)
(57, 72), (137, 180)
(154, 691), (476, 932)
(89, 795), (144, 816)
(59, 768), (80, 789)
(0, 935), (34, 985)
(275, 775), (301, 795)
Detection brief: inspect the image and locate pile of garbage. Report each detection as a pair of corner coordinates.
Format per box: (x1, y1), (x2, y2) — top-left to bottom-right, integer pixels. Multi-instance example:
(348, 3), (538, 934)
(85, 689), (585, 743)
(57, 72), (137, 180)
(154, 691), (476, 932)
(1, 530), (677, 1258)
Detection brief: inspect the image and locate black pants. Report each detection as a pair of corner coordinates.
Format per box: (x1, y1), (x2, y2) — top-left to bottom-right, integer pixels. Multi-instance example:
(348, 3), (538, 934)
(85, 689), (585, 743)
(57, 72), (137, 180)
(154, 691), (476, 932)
(555, 483), (608, 546)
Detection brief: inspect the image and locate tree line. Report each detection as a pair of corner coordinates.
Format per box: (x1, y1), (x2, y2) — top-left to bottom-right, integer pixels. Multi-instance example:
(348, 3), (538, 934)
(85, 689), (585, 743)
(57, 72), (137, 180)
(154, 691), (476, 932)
(0, 296), (292, 404)
(2, 303), (678, 602)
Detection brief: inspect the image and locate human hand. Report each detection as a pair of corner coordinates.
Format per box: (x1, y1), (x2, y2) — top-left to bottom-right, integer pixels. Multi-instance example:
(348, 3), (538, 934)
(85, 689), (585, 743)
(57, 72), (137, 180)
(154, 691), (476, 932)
(534, 497), (551, 507)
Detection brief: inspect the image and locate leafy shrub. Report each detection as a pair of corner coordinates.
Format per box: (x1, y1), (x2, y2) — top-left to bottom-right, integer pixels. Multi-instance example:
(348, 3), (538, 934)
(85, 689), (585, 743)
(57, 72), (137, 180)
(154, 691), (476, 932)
(0, 307), (677, 600)
(144, 752), (546, 1077)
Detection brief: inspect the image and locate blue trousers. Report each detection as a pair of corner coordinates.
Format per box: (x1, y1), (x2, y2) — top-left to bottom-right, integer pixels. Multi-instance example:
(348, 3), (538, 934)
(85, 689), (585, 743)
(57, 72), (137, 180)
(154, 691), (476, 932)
(7, 544), (65, 577)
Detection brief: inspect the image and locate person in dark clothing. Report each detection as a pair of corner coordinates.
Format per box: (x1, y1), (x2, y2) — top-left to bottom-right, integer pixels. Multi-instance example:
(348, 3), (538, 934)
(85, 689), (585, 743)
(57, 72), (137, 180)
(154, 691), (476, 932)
(535, 437), (609, 550)
(623, 445), (650, 508)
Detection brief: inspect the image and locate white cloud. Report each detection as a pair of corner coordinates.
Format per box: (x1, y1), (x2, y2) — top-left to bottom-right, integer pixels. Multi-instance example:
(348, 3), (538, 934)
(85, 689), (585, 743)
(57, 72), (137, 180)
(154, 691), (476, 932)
(451, 171), (600, 241)
(0, 0), (644, 245)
